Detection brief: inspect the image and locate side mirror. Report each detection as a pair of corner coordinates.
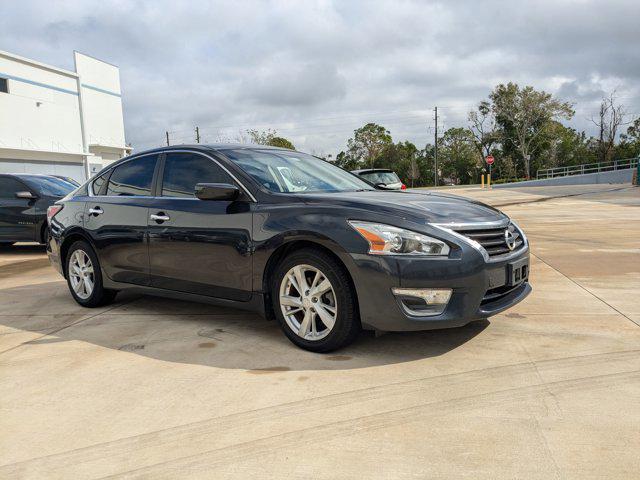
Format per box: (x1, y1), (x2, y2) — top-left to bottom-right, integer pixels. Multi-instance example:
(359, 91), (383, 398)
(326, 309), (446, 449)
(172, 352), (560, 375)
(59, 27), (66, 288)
(15, 191), (38, 200)
(195, 183), (240, 201)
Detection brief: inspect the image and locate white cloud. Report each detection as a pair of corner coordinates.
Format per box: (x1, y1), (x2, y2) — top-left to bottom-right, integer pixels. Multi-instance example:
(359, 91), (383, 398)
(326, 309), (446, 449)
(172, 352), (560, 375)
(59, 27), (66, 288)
(1, 0), (638, 155)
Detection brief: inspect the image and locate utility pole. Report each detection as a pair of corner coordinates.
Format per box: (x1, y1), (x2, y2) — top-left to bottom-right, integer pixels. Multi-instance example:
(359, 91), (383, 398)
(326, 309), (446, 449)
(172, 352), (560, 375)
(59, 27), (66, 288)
(165, 131), (170, 146)
(434, 106), (438, 187)
(195, 126), (200, 143)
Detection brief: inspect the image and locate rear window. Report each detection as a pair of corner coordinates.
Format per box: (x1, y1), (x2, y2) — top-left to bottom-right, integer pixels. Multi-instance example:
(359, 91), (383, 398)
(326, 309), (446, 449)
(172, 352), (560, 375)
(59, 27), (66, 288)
(360, 171), (400, 185)
(22, 176), (75, 197)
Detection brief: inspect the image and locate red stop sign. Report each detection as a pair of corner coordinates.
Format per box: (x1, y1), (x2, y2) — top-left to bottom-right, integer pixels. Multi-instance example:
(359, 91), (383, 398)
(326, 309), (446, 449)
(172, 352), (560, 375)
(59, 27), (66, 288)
(486, 155), (494, 165)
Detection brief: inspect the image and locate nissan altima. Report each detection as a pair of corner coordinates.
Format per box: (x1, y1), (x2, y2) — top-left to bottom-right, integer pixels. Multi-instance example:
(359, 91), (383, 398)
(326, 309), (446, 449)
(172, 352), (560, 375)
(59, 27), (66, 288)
(47, 145), (531, 352)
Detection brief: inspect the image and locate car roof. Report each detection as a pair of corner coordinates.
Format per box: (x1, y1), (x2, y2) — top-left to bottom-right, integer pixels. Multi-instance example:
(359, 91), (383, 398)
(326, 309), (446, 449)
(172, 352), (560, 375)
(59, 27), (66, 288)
(128, 144), (294, 156)
(104, 144), (297, 169)
(351, 168), (394, 174)
(100, 143), (301, 173)
(0, 173), (60, 179)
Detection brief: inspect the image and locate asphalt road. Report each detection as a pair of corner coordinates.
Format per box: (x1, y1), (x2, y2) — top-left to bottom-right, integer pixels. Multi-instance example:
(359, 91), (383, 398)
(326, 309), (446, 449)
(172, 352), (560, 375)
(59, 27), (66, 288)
(1, 185), (639, 479)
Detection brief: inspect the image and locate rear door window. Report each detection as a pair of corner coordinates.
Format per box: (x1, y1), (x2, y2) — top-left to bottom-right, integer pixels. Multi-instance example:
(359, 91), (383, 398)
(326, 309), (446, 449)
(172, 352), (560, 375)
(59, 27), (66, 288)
(106, 155), (158, 196)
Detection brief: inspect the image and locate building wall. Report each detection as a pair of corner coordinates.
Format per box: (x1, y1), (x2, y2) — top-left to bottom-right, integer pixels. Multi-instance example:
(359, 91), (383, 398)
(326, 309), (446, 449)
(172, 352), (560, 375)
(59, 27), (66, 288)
(493, 168), (634, 188)
(0, 158), (85, 180)
(75, 52), (126, 149)
(0, 52), (84, 155)
(0, 50), (129, 182)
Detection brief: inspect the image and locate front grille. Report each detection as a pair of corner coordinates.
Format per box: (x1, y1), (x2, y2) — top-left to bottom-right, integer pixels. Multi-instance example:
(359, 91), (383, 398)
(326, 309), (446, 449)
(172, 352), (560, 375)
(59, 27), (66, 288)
(455, 223), (524, 257)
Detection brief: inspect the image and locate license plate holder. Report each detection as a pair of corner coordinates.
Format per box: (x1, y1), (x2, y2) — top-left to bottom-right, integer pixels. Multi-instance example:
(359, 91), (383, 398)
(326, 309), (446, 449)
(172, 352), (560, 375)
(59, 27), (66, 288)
(507, 258), (529, 286)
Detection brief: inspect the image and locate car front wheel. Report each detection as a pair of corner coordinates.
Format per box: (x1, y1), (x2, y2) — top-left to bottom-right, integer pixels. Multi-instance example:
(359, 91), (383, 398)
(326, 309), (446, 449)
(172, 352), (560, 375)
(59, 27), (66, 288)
(66, 240), (117, 307)
(272, 248), (360, 352)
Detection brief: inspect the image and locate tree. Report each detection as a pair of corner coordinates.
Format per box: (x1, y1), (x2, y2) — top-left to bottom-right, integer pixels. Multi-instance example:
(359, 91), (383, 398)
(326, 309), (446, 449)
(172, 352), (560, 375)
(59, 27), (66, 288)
(591, 92), (628, 163)
(246, 129), (295, 150)
(490, 83), (574, 179)
(616, 117), (640, 159)
(530, 122), (596, 174)
(408, 151), (419, 188)
(345, 123), (392, 169)
(268, 136), (295, 149)
(376, 141), (419, 184)
(333, 151), (359, 171)
(438, 128), (479, 185)
(468, 100), (498, 160)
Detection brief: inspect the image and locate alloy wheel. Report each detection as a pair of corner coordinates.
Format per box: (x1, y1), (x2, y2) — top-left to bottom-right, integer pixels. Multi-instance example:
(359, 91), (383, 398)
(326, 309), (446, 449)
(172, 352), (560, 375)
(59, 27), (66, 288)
(69, 250), (94, 300)
(279, 264), (337, 341)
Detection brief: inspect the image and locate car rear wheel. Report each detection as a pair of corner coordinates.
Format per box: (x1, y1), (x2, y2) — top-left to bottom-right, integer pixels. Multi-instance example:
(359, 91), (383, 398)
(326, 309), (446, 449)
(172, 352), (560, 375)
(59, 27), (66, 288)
(66, 241), (117, 307)
(272, 248), (360, 352)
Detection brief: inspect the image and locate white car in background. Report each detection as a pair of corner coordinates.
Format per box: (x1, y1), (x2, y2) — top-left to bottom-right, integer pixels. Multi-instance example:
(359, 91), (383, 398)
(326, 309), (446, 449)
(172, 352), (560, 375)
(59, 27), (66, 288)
(351, 168), (406, 190)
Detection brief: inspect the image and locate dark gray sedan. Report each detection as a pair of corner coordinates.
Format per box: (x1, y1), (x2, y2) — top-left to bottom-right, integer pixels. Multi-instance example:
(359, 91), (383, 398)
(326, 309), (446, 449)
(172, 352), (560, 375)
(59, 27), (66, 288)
(47, 145), (530, 352)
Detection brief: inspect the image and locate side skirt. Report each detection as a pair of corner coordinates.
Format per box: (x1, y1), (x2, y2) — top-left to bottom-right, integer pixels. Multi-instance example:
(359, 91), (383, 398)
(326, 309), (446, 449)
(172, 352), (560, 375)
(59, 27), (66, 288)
(102, 277), (267, 318)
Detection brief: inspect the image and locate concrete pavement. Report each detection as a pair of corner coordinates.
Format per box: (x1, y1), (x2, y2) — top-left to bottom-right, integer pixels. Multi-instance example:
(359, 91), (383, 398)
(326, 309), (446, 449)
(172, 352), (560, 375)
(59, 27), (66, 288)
(1, 185), (639, 479)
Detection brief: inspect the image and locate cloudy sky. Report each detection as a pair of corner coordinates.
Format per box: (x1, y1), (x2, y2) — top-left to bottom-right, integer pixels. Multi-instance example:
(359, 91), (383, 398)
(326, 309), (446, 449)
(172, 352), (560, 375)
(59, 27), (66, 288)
(2, 0), (639, 155)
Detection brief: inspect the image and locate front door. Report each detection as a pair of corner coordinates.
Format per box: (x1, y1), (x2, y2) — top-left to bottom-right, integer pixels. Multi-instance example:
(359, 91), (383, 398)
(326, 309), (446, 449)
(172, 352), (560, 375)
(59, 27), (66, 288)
(148, 151), (253, 301)
(83, 154), (159, 286)
(0, 176), (36, 242)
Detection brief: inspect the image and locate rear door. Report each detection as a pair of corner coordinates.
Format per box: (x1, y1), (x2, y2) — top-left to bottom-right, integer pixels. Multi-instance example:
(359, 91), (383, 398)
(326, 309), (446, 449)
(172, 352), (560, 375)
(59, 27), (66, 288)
(0, 176), (37, 242)
(84, 154), (159, 286)
(148, 151), (253, 301)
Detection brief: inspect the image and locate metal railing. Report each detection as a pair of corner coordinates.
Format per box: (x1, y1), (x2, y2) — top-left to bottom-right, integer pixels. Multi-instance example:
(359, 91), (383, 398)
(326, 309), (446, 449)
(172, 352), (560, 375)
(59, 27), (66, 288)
(537, 157), (639, 180)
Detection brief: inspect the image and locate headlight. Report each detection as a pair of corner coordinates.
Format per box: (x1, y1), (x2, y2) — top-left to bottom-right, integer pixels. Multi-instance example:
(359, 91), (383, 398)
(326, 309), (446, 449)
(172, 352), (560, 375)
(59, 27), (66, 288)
(349, 221), (450, 256)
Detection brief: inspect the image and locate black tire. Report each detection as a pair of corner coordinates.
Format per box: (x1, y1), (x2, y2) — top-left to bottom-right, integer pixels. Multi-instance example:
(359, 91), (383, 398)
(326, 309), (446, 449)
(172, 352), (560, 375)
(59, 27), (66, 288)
(39, 223), (50, 245)
(65, 240), (117, 307)
(271, 248), (360, 352)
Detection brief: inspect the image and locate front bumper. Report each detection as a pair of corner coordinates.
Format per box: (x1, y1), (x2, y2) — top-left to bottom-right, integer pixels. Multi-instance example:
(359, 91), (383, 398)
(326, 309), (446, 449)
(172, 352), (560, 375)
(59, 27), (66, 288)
(349, 243), (531, 332)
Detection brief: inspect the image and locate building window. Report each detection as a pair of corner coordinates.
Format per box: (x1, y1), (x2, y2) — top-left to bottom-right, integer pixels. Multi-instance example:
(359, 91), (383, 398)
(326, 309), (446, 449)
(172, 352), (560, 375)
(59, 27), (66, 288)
(0, 77), (8, 93)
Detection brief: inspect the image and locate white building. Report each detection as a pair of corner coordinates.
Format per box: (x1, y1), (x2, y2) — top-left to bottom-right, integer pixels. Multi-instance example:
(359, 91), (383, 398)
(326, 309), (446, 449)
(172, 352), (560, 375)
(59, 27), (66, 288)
(0, 50), (130, 182)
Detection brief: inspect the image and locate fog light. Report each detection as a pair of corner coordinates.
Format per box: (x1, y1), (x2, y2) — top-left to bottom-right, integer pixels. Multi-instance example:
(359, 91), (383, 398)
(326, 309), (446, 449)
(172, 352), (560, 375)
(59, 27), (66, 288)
(392, 288), (452, 317)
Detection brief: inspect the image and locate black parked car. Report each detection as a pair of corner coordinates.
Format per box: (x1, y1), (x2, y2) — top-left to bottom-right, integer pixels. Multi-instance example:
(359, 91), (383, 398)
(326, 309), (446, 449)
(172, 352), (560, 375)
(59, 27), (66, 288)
(52, 175), (81, 187)
(47, 145), (530, 352)
(0, 174), (77, 247)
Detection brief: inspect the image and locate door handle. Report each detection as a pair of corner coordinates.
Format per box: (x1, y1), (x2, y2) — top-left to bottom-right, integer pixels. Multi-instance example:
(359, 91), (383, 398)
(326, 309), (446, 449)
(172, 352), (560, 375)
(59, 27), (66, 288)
(88, 206), (103, 216)
(150, 213), (170, 223)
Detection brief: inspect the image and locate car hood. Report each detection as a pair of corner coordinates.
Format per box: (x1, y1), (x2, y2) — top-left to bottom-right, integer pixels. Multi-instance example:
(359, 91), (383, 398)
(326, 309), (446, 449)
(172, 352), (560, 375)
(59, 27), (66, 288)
(299, 190), (507, 225)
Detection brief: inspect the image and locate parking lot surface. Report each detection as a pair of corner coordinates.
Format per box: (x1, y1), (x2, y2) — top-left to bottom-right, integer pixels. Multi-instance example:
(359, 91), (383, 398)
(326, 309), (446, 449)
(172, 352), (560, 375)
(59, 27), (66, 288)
(1, 185), (639, 479)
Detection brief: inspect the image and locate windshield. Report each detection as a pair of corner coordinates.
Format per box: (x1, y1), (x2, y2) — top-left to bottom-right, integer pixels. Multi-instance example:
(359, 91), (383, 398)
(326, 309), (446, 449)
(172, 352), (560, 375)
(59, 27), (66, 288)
(360, 171), (400, 184)
(223, 149), (374, 193)
(23, 176), (76, 197)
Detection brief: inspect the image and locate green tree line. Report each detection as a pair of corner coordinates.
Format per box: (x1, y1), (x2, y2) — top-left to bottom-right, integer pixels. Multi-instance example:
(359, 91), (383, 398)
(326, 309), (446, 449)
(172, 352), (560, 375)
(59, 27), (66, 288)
(249, 83), (640, 186)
